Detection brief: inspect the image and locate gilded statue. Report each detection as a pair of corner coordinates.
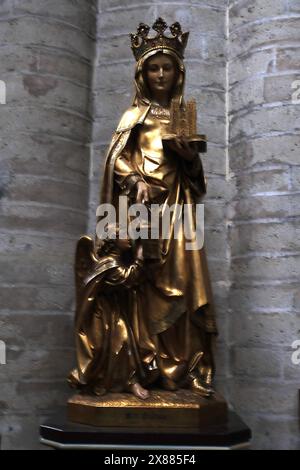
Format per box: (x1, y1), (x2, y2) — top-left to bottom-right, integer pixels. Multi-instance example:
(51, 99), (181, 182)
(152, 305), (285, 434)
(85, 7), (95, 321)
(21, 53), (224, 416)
(69, 18), (217, 402)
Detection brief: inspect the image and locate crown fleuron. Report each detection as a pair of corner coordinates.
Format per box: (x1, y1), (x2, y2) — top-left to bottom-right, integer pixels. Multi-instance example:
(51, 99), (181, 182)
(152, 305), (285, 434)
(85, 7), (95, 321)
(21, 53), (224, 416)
(130, 17), (189, 61)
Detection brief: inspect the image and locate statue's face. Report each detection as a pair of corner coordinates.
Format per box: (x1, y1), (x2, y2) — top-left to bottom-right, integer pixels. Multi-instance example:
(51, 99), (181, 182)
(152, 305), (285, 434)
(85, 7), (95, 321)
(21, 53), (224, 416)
(145, 53), (176, 99)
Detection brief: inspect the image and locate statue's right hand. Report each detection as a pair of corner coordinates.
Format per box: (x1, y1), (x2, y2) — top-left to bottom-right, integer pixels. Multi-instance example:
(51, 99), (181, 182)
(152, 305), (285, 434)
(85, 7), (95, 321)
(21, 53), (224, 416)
(136, 181), (150, 204)
(166, 137), (198, 161)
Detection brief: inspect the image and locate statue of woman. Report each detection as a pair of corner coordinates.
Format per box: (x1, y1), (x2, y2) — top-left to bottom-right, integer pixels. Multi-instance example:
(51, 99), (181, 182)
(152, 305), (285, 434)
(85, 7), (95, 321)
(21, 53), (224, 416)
(71, 18), (217, 401)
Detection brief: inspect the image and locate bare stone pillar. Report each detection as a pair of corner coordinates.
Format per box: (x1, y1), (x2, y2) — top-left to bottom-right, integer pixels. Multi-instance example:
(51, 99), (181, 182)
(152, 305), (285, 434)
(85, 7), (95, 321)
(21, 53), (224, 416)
(0, 0), (96, 449)
(228, 0), (300, 449)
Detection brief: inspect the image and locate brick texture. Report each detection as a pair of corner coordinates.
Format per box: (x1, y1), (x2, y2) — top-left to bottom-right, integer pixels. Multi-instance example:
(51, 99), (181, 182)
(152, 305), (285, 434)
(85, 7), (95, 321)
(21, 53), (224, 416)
(0, 0), (95, 449)
(228, 0), (300, 450)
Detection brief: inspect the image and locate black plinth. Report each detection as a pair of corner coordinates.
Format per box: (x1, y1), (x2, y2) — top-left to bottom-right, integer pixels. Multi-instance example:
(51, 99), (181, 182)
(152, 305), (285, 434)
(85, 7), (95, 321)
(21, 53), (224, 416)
(40, 410), (251, 450)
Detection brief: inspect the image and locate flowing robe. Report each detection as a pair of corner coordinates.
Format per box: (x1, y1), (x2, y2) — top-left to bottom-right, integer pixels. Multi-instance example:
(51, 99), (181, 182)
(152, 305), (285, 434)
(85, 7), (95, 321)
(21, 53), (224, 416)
(69, 236), (157, 394)
(96, 104), (217, 388)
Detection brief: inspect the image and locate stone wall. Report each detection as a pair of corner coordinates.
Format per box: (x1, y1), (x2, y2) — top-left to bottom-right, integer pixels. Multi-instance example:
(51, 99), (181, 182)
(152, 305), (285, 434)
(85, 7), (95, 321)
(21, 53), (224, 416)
(0, 0), (96, 449)
(228, 0), (300, 450)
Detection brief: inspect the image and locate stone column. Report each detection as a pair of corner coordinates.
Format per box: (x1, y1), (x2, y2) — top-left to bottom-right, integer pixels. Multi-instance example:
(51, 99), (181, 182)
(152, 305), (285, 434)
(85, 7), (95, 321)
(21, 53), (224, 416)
(228, 0), (300, 449)
(0, 0), (96, 449)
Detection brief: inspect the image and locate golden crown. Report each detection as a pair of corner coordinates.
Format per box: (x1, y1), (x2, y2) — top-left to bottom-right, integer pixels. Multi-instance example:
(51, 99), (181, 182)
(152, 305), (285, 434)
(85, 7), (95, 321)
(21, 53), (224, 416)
(130, 17), (189, 61)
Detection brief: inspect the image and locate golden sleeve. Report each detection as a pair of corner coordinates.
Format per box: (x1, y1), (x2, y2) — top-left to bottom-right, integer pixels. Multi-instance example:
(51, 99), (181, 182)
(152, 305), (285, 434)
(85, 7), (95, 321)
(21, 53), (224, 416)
(114, 144), (143, 196)
(182, 154), (207, 196)
(104, 259), (144, 288)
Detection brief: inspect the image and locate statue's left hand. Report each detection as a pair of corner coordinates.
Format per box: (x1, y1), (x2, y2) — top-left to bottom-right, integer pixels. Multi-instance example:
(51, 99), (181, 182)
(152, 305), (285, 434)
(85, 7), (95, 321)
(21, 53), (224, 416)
(166, 136), (198, 161)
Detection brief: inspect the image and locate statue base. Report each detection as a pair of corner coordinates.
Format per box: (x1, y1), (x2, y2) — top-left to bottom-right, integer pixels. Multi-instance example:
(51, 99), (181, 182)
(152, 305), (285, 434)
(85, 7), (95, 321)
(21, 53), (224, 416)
(40, 408), (251, 450)
(67, 389), (227, 429)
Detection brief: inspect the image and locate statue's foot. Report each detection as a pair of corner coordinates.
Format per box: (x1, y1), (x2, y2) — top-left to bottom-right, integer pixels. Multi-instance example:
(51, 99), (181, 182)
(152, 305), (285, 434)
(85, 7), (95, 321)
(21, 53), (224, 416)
(189, 376), (215, 398)
(130, 382), (150, 400)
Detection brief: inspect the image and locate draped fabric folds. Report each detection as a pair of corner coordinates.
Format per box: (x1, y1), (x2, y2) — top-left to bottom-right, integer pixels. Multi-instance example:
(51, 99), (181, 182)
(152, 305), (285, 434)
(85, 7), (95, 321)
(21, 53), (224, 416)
(69, 49), (217, 395)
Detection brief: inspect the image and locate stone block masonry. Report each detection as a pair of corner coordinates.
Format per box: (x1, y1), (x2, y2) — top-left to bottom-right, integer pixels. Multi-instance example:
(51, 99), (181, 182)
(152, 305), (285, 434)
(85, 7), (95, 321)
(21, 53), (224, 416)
(0, 0), (96, 449)
(228, 0), (300, 450)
